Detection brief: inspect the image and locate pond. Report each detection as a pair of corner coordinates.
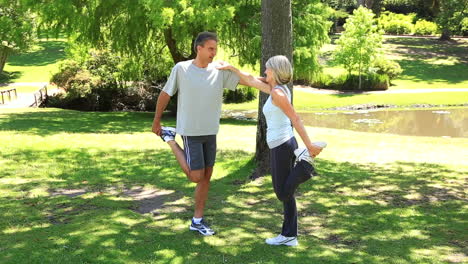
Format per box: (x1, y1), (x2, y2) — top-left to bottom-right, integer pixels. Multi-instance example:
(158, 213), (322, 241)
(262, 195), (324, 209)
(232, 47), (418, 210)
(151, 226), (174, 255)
(222, 108), (468, 138)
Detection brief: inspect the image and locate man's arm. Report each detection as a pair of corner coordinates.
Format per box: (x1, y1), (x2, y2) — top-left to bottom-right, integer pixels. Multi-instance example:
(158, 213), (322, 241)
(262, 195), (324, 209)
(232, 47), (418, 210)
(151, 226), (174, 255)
(152, 91), (171, 136)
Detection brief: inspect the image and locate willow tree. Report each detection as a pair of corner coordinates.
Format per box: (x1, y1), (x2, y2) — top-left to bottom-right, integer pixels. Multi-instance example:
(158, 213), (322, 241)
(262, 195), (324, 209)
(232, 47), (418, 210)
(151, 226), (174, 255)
(0, 0), (35, 74)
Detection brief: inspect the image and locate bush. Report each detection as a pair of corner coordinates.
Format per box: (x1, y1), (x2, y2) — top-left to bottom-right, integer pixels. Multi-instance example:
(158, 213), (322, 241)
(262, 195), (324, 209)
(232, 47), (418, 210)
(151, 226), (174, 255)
(372, 58), (402, 80)
(223, 86), (256, 103)
(414, 19), (438, 35)
(312, 73), (389, 91)
(378, 11), (415, 34)
(50, 51), (124, 111)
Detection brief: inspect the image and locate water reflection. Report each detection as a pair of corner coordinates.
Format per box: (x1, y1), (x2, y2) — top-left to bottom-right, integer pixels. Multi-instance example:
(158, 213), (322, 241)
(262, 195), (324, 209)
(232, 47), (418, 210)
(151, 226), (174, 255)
(222, 108), (468, 138)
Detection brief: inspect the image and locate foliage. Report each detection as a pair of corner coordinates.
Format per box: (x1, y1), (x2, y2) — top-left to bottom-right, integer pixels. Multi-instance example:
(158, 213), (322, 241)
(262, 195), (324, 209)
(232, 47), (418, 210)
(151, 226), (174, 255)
(381, 0), (436, 18)
(0, 0), (36, 72)
(377, 11), (416, 34)
(50, 50), (123, 111)
(413, 19), (439, 35)
(311, 72), (389, 90)
(371, 57), (402, 80)
(27, 0), (331, 87)
(334, 7), (383, 89)
(293, 1), (334, 82)
(435, 0), (468, 39)
(223, 86), (256, 103)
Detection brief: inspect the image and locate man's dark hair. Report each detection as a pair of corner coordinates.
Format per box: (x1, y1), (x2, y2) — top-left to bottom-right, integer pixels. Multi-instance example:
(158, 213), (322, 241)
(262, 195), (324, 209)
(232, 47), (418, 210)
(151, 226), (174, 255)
(193, 32), (218, 53)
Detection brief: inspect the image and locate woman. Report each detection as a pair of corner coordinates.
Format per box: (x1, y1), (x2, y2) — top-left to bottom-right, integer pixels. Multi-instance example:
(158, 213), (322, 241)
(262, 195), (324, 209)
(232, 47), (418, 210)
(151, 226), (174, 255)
(217, 55), (326, 246)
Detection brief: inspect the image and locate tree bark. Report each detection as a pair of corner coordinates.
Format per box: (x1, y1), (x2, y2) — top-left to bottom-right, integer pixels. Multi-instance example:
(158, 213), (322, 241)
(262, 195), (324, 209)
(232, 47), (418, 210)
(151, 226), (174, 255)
(357, 0), (365, 7)
(164, 27), (197, 63)
(0, 46), (10, 74)
(440, 28), (452, 41)
(251, 0), (293, 179)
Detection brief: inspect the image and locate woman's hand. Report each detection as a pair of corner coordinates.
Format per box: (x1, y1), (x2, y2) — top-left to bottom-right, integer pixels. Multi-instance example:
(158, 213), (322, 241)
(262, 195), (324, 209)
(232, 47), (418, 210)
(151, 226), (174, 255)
(216, 61), (235, 71)
(307, 145), (322, 158)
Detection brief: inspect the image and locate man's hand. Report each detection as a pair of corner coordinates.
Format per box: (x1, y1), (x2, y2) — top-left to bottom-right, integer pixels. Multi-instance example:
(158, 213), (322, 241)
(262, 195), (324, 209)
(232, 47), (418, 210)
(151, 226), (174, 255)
(152, 119), (162, 136)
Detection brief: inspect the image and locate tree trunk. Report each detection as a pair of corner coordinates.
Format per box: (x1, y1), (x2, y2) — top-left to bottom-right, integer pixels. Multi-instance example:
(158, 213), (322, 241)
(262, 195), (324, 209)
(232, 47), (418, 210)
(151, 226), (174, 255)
(357, 0), (365, 7)
(164, 27), (197, 63)
(440, 28), (452, 41)
(251, 0), (293, 179)
(0, 46), (10, 74)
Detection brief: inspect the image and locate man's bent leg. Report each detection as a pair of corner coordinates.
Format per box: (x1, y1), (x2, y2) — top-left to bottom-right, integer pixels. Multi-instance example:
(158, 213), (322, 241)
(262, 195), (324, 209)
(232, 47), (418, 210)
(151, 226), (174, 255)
(167, 141), (203, 182)
(194, 166), (213, 218)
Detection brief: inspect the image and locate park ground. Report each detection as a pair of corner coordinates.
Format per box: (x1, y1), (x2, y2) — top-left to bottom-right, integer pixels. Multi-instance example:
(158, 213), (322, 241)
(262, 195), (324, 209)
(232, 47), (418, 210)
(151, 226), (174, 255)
(0, 108), (467, 263)
(0, 36), (467, 263)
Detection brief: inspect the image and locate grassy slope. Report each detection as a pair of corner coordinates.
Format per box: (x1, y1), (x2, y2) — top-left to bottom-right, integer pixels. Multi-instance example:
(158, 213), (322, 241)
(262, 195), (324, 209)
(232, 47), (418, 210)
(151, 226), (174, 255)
(0, 108), (466, 264)
(2, 39), (66, 87)
(321, 36), (468, 90)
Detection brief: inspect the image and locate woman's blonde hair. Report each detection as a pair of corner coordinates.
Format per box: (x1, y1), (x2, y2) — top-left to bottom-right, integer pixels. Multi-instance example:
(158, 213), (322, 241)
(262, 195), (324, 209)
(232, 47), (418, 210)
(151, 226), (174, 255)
(266, 55), (293, 85)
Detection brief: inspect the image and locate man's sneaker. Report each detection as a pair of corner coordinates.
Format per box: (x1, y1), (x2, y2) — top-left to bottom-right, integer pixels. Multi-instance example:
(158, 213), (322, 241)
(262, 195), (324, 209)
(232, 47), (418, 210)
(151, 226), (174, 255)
(160, 126), (176, 142)
(265, 234), (298, 246)
(189, 218), (215, 236)
(294, 141), (327, 164)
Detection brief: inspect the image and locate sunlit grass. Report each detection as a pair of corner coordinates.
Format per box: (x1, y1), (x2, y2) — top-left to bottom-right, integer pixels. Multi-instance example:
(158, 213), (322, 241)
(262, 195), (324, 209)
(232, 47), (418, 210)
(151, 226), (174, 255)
(0, 108), (466, 263)
(320, 36), (468, 89)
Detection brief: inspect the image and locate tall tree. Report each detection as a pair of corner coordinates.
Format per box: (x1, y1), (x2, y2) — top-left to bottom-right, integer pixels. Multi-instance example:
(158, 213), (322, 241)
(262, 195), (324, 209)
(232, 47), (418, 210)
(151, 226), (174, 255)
(28, 0), (329, 82)
(252, 0), (293, 178)
(0, 0), (35, 74)
(433, 0), (468, 40)
(334, 6), (383, 90)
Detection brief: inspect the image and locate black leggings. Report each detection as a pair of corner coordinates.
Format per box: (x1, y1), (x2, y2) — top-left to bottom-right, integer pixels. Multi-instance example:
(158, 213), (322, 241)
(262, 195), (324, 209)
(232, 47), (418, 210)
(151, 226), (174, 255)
(270, 137), (315, 237)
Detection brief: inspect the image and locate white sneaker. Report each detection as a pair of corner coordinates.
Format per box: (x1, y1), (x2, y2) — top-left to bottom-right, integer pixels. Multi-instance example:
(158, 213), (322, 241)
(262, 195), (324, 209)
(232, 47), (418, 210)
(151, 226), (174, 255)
(265, 234), (298, 246)
(294, 141), (327, 164)
(160, 126), (176, 142)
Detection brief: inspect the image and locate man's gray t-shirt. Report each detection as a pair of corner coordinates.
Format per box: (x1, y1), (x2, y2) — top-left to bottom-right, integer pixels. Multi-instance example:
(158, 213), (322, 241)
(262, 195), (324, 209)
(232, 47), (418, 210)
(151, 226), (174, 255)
(162, 60), (240, 136)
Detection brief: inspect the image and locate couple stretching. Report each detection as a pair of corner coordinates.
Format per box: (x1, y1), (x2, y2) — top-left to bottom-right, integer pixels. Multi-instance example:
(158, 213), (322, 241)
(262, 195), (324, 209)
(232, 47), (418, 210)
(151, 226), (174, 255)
(152, 32), (326, 246)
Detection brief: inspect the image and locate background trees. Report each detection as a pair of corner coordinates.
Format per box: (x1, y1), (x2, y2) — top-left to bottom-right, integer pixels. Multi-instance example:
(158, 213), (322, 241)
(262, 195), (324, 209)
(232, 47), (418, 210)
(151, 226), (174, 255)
(0, 0), (35, 74)
(334, 6), (384, 90)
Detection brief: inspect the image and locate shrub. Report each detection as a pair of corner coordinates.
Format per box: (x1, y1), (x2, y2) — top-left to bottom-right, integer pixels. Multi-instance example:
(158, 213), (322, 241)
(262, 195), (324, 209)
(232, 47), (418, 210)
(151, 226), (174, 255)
(49, 51), (124, 111)
(310, 72), (389, 91)
(414, 19), (438, 35)
(372, 58), (402, 80)
(223, 86), (256, 103)
(378, 11), (415, 35)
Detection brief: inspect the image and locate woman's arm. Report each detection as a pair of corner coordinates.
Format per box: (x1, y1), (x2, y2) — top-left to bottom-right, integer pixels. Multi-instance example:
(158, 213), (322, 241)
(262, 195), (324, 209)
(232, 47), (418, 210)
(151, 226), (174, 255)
(217, 63), (271, 94)
(270, 88), (322, 157)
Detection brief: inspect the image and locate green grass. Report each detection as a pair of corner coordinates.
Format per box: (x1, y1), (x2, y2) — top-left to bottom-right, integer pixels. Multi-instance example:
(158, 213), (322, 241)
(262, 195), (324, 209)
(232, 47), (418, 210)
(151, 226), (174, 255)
(2, 39), (66, 83)
(0, 108), (467, 263)
(223, 90), (468, 111)
(321, 36), (468, 90)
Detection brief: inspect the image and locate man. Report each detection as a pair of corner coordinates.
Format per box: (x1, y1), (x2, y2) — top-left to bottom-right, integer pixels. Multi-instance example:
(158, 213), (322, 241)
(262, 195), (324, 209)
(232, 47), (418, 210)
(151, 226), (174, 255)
(152, 32), (240, 236)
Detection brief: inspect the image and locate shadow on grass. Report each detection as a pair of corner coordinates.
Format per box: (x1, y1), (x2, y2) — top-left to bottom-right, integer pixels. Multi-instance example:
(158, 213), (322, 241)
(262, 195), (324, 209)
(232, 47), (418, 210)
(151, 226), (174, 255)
(0, 71), (22, 84)
(1, 146), (466, 263)
(396, 59), (468, 85)
(6, 41), (66, 67)
(0, 109), (256, 135)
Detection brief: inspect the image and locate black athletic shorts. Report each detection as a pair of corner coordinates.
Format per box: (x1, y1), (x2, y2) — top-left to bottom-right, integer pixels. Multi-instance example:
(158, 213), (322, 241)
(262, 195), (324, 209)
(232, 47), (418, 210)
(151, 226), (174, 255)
(181, 135), (217, 170)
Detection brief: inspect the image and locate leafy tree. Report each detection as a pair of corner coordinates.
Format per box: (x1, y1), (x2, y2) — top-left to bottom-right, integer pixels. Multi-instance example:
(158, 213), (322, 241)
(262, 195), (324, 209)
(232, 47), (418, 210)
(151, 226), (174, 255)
(433, 0), (468, 40)
(28, 0), (330, 83)
(0, 0), (35, 74)
(334, 6), (383, 90)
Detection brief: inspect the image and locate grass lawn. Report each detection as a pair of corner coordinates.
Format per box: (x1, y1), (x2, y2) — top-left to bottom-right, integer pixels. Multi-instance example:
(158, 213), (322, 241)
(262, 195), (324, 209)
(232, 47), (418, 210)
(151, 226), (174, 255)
(1, 39), (66, 83)
(223, 90), (468, 111)
(0, 108), (466, 263)
(321, 36), (468, 90)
